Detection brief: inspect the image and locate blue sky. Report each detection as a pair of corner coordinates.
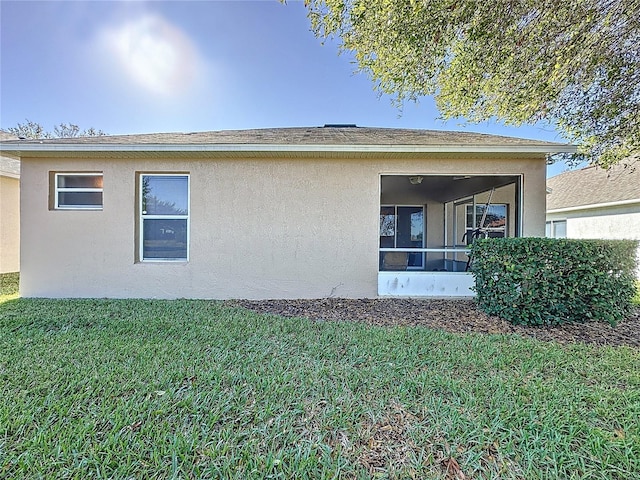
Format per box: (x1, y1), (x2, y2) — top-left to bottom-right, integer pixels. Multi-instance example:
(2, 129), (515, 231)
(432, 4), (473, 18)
(1, 0), (574, 176)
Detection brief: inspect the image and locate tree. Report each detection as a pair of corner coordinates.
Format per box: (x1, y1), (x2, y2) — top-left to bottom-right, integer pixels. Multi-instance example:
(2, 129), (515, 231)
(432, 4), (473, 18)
(4, 120), (105, 139)
(303, 0), (639, 167)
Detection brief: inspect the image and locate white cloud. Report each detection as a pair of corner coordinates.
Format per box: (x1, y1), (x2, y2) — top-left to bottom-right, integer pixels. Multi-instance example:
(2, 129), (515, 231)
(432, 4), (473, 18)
(95, 13), (206, 98)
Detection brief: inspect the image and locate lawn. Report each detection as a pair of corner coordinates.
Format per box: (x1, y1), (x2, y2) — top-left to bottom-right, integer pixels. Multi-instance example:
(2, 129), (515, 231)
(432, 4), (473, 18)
(0, 272), (19, 302)
(1, 297), (639, 479)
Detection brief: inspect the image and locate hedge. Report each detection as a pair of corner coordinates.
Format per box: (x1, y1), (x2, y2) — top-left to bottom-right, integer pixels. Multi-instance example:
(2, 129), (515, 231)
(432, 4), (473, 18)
(469, 238), (639, 326)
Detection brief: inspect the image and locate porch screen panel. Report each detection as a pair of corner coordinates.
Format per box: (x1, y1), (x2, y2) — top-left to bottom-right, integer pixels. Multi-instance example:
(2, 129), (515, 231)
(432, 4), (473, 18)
(379, 205), (425, 270)
(379, 206), (396, 248)
(397, 207), (424, 268)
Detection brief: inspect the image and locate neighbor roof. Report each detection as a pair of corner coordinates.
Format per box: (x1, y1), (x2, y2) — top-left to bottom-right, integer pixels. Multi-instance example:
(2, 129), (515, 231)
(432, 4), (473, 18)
(0, 126), (575, 158)
(0, 131), (19, 178)
(547, 158), (640, 211)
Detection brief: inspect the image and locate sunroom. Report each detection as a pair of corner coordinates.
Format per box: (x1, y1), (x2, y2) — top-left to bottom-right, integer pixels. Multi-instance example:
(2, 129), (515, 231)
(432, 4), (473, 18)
(378, 174), (522, 297)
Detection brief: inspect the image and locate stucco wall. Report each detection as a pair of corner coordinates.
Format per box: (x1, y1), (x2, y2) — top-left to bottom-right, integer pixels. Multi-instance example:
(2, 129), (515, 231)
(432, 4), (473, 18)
(546, 205), (640, 241)
(547, 204), (640, 278)
(1, 175), (20, 273)
(20, 155), (547, 298)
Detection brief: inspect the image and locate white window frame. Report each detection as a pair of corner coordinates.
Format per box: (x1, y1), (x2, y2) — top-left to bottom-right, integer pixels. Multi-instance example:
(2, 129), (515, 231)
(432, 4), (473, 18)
(465, 203), (508, 238)
(54, 173), (103, 210)
(546, 219), (567, 238)
(139, 173), (190, 262)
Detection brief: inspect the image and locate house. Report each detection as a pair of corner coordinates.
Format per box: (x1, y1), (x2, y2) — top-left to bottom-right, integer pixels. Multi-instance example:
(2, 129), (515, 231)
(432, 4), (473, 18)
(0, 131), (20, 274)
(546, 159), (640, 277)
(0, 126), (574, 299)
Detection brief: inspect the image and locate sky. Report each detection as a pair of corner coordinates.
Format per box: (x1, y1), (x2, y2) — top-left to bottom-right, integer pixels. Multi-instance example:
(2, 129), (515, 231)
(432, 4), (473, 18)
(1, 0), (576, 176)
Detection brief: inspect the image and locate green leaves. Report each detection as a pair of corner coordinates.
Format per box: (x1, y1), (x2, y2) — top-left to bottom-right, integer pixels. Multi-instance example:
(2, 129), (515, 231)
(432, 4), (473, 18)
(470, 238), (639, 326)
(305, 0), (640, 167)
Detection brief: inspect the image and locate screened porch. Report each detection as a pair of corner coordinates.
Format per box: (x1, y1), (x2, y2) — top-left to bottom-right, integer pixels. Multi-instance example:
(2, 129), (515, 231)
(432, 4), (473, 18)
(378, 174), (522, 296)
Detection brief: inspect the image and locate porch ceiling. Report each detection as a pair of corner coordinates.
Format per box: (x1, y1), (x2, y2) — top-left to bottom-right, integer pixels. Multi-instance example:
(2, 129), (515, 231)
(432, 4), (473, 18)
(381, 175), (519, 203)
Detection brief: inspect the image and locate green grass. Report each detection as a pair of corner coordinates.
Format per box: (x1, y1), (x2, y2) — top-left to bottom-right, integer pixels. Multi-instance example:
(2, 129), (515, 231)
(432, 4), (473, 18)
(1, 299), (639, 479)
(0, 272), (19, 302)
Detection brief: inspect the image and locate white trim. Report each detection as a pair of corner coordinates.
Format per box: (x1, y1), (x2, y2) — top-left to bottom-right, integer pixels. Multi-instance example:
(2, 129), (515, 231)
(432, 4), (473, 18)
(547, 198), (640, 214)
(54, 172), (103, 210)
(379, 248), (469, 253)
(0, 142), (577, 155)
(516, 176), (523, 237)
(139, 173), (190, 262)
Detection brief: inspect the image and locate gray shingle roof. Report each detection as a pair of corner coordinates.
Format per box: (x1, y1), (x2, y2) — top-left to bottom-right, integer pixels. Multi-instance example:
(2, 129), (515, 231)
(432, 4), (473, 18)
(1, 126), (569, 147)
(0, 131), (19, 177)
(547, 158), (640, 210)
(0, 131), (17, 141)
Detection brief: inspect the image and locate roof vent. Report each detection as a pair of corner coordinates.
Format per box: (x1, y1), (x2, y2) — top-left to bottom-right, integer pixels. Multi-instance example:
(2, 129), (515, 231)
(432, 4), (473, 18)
(323, 124), (357, 128)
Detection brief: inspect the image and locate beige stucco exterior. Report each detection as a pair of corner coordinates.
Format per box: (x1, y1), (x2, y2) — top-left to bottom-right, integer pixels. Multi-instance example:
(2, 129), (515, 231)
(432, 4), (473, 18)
(547, 204), (640, 240)
(1, 174), (20, 273)
(547, 204), (640, 278)
(18, 152), (547, 299)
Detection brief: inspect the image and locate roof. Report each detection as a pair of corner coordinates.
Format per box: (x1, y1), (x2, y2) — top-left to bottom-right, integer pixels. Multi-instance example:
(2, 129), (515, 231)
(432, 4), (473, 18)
(0, 126), (575, 159)
(547, 158), (640, 211)
(0, 131), (19, 178)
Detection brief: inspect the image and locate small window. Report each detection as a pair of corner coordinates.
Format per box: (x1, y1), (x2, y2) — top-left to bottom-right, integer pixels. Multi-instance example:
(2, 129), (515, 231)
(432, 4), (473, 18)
(546, 220), (567, 238)
(55, 173), (103, 209)
(139, 174), (189, 261)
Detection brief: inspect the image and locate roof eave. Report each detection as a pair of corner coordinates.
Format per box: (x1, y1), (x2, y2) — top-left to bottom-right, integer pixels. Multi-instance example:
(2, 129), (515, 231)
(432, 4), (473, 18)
(547, 198), (640, 213)
(0, 143), (578, 155)
(0, 170), (19, 179)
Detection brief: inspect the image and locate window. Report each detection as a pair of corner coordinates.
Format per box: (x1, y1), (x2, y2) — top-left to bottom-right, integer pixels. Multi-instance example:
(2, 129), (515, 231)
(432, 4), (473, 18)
(379, 205), (425, 270)
(140, 174), (189, 261)
(54, 173), (103, 209)
(465, 204), (507, 242)
(546, 220), (567, 238)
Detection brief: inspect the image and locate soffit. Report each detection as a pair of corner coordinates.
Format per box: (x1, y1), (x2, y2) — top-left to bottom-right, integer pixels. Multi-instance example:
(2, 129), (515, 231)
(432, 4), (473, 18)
(382, 175), (519, 203)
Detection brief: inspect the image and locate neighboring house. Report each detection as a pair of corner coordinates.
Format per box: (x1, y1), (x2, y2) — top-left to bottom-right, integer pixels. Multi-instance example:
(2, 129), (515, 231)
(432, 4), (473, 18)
(0, 126), (574, 299)
(546, 159), (640, 277)
(0, 131), (20, 274)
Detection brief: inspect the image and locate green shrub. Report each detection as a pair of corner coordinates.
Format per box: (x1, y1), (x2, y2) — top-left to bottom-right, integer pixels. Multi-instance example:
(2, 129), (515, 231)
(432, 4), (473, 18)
(633, 281), (640, 305)
(470, 238), (638, 326)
